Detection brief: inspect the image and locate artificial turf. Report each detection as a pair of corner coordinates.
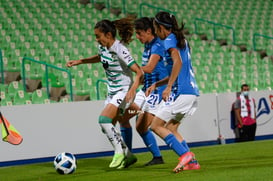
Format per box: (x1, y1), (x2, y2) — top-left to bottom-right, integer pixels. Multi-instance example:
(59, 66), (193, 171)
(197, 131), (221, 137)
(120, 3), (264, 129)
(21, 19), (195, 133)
(1, 139), (272, 181)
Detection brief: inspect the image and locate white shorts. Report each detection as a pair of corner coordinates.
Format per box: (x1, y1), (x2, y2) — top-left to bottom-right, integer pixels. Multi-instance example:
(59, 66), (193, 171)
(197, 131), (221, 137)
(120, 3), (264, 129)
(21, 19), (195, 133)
(134, 90), (163, 115)
(104, 87), (129, 111)
(155, 94), (198, 122)
(133, 90), (146, 108)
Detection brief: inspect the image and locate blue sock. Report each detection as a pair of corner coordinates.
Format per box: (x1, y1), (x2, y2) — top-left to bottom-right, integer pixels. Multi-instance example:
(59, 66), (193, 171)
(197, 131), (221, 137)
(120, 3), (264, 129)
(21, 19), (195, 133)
(120, 127), (132, 150)
(181, 140), (190, 152)
(164, 134), (188, 156)
(141, 130), (161, 157)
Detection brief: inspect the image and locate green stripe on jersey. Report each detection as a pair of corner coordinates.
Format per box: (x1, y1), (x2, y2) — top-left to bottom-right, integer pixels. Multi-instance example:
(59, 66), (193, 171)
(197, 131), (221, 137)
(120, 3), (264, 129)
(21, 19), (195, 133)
(128, 61), (136, 67)
(106, 72), (121, 77)
(109, 51), (117, 55)
(108, 92), (118, 96)
(109, 79), (122, 83)
(111, 58), (119, 62)
(101, 55), (112, 61)
(109, 84), (123, 88)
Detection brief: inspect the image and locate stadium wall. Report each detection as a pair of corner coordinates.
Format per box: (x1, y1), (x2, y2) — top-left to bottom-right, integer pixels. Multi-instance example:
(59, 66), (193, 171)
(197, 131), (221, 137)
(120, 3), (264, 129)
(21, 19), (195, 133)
(0, 90), (272, 166)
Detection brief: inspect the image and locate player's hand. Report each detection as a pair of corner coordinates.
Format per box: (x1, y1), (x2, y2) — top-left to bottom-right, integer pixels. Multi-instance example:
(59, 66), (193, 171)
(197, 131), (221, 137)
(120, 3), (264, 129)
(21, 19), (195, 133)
(145, 84), (156, 97)
(162, 86), (172, 101)
(125, 89), (136, 108)
(66, 60), (81, 67)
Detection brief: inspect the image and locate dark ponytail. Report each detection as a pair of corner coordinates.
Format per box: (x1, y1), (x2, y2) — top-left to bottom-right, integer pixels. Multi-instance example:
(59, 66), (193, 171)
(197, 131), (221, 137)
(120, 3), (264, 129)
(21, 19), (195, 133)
(113, 17), (134, 45)
(94, 17), (134, 45)
(154, 11), (186, 49)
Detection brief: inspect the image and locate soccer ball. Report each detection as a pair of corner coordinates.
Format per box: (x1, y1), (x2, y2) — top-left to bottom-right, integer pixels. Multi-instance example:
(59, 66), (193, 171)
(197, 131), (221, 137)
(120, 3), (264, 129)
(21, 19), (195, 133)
(53, 152), (77, 174)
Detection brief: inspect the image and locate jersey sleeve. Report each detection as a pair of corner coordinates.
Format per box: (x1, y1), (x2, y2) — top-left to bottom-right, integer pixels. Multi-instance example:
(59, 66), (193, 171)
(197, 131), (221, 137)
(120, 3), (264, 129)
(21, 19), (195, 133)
(118, 45), (136, 67)
(98, 45), (104, 56)
(151, 41), (164, 58)
(164, 34), (177, 51)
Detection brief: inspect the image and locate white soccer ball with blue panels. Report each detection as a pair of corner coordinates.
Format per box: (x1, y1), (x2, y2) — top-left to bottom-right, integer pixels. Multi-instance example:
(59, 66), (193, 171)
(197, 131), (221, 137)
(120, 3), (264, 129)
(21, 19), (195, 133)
(54, 152), (77, 174)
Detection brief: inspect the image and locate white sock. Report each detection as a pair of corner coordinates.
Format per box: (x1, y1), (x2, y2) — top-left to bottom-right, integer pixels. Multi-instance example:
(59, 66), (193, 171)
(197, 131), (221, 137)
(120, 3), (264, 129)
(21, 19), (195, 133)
(100, 123), (126, 154)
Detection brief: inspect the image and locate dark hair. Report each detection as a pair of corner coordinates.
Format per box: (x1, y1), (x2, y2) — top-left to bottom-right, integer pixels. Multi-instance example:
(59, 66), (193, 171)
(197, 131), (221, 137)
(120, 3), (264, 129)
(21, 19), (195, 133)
(241, 83), (249, 90)
(94, 17), (134, 44)
(134, 17), (156, 36)
(154, 11), (186, 49)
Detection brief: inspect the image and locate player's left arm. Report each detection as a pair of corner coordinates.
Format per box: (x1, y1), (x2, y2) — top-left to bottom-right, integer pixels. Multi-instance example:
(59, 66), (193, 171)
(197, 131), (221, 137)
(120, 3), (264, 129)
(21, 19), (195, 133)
(126, 63), (144, 102)
(119, 46), (143, 103)
(162, 48), (182, 101)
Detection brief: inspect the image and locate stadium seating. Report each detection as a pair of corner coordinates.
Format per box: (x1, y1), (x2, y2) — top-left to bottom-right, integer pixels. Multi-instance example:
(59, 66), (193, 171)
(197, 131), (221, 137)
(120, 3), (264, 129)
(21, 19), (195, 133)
(13, 90), (32, 105)
(31, 89), (51, 104)
(7, 81), (25, 99)
(0, 0), (272, 105)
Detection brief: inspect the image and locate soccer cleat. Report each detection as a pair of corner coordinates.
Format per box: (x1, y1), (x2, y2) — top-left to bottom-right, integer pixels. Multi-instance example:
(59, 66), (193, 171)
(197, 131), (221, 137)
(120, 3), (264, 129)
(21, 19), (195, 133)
(117, 154), (138, 169)
(109, 153), (125, 168)
(124, 154), (137, 168)
(116, 159), (126, 169)
(173, 152), (195, 173)
(183, 159), (200, 171)
(145, 156), (164, 166)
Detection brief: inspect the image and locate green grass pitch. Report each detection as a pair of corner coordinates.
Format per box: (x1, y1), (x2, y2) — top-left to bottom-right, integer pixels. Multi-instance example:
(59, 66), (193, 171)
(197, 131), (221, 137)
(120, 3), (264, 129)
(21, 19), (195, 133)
(1, 139), (273, 181)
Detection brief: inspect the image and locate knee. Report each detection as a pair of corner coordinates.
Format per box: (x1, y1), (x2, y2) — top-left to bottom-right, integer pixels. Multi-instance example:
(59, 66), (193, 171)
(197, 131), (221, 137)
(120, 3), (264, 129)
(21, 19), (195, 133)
(165, 124), (175, 133)
(150, 117), (165, 134)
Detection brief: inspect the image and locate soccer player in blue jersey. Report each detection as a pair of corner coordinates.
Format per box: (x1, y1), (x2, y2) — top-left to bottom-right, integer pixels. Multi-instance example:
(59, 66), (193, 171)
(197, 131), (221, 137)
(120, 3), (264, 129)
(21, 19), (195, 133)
(118, 17), (168, 166)
(134, 17), (168, 165)
(146, 11), (200, 173)
(66, 18), (143, 169)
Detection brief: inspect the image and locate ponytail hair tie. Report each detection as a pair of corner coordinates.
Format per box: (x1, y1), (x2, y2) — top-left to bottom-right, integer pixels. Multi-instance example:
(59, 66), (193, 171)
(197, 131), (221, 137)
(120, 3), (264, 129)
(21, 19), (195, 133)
(154, 17), (172, 28)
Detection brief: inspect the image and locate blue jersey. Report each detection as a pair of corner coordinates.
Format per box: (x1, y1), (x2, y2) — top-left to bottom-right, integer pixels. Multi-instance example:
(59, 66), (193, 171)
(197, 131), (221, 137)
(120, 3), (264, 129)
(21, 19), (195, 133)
(163, 33), (199, 98)
(141, 37), (167, 97)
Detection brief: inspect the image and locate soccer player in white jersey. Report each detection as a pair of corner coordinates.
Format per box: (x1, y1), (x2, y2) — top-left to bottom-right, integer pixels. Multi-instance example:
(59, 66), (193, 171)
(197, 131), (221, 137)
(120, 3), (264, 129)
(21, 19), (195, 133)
(146, 11), (200, 173)
(66, 18), (143, 169)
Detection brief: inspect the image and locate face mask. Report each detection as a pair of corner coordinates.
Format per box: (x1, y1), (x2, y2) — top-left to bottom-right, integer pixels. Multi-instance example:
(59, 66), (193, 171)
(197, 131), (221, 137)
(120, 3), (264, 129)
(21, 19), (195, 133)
(243, 91), (249, 97)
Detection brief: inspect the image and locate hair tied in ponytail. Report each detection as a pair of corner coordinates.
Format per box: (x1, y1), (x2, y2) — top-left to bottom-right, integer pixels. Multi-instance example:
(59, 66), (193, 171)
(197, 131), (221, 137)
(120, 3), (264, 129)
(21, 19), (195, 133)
(154, 17), (172, 28)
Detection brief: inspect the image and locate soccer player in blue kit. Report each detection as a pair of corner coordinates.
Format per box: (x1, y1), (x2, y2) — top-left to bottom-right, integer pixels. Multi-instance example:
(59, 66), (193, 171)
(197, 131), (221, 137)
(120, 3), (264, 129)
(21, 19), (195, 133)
(118, 17), (168, 166)
(146, 11), (200, 173)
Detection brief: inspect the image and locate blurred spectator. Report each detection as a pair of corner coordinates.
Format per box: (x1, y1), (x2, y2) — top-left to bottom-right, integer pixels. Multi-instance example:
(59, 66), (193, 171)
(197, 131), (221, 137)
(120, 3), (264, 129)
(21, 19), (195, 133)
(233, 84), (257, 142)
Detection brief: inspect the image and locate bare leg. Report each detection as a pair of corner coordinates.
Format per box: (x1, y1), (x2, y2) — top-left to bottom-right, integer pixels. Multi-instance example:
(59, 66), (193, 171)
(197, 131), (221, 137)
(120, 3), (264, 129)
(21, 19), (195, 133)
(165, 119), (182, 142)
(118, 103), (140, 126)
(150, 116), (170, 139)
(136, 112), (153, 134)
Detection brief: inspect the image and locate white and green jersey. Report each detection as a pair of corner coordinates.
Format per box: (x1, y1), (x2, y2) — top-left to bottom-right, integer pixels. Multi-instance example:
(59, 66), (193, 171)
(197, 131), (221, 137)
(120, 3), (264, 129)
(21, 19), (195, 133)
(98, 40), (136, 95)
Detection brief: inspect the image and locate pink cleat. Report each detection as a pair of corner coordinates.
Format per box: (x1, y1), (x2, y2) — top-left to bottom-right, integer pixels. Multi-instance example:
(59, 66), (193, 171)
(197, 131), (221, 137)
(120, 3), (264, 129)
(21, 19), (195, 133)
(173, 152), (195, 173)
(183, 159), (200, 171)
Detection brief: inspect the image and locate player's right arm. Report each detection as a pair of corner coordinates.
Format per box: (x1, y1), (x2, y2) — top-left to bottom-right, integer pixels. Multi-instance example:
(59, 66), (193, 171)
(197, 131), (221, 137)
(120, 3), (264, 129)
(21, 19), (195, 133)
(141, 54), (160, 73)
(66, 54), (101, 67)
